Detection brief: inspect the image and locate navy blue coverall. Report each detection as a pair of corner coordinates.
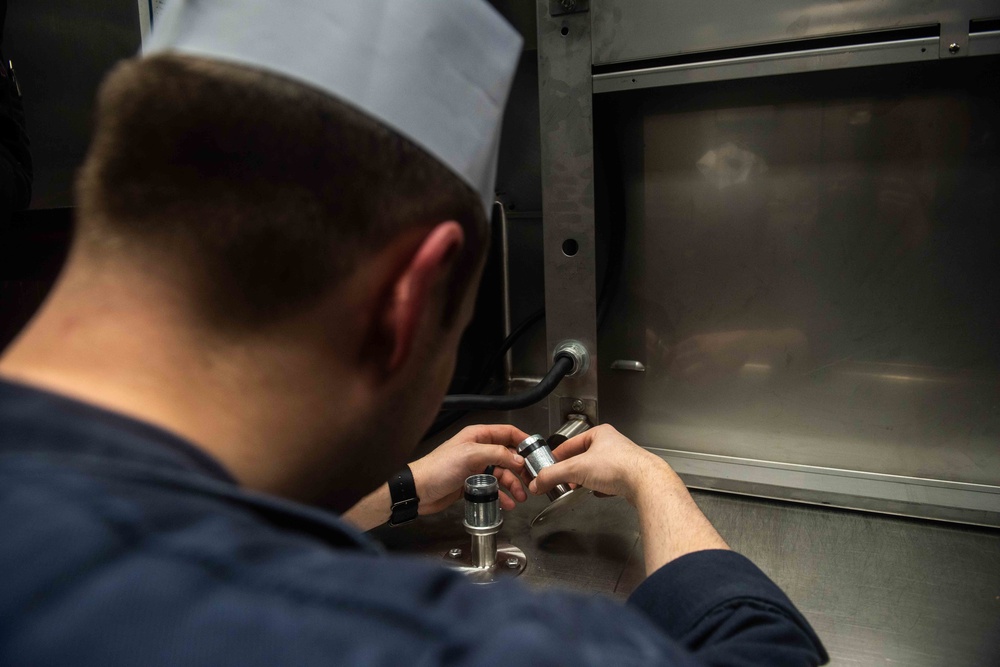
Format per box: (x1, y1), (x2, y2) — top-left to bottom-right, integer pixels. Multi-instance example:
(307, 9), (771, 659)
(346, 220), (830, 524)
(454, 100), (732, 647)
(0, 379), (827, 666)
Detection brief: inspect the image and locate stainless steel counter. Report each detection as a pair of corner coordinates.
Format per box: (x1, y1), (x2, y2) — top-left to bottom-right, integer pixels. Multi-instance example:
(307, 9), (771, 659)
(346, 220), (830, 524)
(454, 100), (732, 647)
(373, 486), (1000, 665)
(377, 407), (1000, 665)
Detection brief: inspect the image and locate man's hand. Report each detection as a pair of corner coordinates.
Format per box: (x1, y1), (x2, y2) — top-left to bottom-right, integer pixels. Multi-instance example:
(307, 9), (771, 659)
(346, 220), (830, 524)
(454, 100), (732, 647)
(530, 424), (671, 504)
(529, 424), (729, 575)
(342, 424), (531, 531)
(410, 424), (530, 514)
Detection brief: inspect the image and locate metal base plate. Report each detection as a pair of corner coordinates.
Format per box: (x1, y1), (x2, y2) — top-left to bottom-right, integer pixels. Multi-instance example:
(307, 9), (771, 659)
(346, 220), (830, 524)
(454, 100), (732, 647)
(442, 543), (527, 584)
(530, 488), (591, 527)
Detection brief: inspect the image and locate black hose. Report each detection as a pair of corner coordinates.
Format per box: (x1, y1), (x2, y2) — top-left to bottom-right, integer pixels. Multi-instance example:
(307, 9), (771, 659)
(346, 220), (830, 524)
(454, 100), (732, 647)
(427, 148), (627, 438)
(440, 354), (574, 412)
(471, 306), (545, 394)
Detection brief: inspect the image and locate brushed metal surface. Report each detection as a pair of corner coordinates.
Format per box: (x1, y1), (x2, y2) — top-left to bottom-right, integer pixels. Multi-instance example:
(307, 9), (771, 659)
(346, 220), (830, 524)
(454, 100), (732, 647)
(595, 56), (1000, 521)
(442, 542), (527, 585)
(657, 448), (1000, 527)
(405, 406), (999, 664)
(536, 0), (600, 432)
(689, 492), (1000, 666)
(590, 0), (999, 65)
(374, 480), (1000, 666)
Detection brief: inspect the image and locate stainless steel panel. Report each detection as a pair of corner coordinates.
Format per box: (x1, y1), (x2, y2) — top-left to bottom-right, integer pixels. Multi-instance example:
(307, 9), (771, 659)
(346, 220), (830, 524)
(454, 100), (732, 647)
(384, 405), (1000, 667)
(382, 491), (1000, 665)
(689, 492), (1000, 666)
(597, 57), (1000, 522)
(591, 0), (999, 65)
(537, 1), (600, 431)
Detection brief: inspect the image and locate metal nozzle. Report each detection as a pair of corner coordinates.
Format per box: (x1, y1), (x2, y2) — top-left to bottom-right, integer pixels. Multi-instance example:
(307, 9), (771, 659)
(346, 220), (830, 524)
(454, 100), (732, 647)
(516, 435), (573, 502)
(463, 474), (502, 569)
(554, 415), (591, 442)
(464, 474), (501, 529)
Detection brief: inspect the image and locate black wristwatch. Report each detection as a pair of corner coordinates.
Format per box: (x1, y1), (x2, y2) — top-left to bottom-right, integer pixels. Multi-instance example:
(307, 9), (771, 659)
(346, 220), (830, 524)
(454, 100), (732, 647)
(387, 465), (420, 526)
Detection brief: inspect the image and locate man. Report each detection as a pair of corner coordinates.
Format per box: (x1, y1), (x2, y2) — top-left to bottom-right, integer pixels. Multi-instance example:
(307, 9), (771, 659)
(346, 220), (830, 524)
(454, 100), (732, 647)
(0, 1), (826, 665)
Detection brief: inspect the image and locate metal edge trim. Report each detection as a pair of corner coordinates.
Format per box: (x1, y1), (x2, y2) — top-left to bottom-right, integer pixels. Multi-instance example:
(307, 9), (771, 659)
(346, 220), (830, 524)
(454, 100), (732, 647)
(593, 37), (939, 93)
(681, 475), (1000, 528)
(648, 447), (1000, 494)
(648, 448), (1000, 524)
(969, 29), (1000, 56)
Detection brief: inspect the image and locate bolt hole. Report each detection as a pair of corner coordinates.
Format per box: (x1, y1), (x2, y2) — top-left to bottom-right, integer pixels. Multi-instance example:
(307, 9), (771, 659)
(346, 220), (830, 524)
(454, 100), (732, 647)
(920, 47), (926, 52)
(560, 25), (569, 36)
(631, 78), (636, 83)
(562, 238), (579, 256)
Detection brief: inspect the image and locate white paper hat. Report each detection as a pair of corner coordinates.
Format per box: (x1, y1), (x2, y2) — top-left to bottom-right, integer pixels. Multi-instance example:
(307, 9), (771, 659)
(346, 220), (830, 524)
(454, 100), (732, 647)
(143, 0), (522, 214)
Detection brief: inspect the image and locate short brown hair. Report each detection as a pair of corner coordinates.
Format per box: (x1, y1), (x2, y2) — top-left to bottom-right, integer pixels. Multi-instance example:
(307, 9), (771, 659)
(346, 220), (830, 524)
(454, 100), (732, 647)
(75, 55), (487, 327)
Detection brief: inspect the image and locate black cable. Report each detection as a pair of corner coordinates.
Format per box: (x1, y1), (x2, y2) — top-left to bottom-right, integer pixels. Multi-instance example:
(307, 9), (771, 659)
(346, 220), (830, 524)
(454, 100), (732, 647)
(427, 123), (628, 438)
(423, 312), (545, 438)
(471, 306), (545, 393)
(440, 355), (574, 412)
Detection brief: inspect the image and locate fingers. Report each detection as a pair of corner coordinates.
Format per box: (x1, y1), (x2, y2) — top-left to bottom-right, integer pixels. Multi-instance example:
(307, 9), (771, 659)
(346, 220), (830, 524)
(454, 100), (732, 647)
(529, 458), (579, 495)
(551, 430), (594, 462)
(463, 443), (525, 476)
(496, 467), (527, 502)
(459, 423), (531, 448)
(499, 489), (517, 511)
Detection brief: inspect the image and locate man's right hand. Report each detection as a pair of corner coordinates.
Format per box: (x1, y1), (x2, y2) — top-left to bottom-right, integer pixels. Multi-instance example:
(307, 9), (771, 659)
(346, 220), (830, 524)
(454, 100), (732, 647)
(529, 424), (673, 504)
(529, 424), (730, 575)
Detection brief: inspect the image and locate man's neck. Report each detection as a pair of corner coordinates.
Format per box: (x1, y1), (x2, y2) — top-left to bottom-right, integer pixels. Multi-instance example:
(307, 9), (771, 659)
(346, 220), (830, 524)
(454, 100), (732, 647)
(0, 252), (368, 501)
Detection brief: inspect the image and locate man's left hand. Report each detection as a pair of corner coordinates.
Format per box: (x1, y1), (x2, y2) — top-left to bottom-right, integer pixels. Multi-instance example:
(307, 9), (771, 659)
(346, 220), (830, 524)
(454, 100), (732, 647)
(409, 424), (530, 515)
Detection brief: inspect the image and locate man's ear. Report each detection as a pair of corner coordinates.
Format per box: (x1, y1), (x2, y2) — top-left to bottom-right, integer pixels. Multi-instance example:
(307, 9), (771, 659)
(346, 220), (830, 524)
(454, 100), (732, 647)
(382, 221), (465, 372)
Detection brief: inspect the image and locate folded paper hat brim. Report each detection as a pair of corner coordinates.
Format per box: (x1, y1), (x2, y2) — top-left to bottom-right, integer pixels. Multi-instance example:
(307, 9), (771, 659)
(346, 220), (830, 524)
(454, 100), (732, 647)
(144, 0), (523, 214)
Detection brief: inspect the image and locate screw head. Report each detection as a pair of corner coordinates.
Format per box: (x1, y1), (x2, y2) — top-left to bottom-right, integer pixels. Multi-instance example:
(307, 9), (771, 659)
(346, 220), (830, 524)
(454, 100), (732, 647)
(448, 548), (463, 559)
(506, 556), (520, 569)
(571, 399), (586, 413)
(948, 42), (960, 54)
(561, 0), (577, 9)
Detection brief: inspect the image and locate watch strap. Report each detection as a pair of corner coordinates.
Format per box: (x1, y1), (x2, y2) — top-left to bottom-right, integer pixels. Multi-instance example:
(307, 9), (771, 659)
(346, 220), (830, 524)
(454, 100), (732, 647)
(388, 465), (419, 526)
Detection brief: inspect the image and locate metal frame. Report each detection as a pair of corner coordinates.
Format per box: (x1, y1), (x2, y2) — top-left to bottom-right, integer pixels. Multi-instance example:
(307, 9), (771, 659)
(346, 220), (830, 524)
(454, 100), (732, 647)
(656, 449), (1000, 527)
(590, 0), (1000, 65)
(537, 2), (600, 433)
(594, 31), (1000, 93)
(593, 36), (941, 93)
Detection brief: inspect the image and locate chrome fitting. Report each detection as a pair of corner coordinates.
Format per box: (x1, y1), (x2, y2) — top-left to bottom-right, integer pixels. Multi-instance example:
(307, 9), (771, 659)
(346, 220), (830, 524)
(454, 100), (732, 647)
(553, 339), (590, 378)
(517, 433), (592, 527)
(555, 415), (591, 441)
(443, 474), (527, 583)
(516, 435), (573, 502)
(463, 474), (502, 569)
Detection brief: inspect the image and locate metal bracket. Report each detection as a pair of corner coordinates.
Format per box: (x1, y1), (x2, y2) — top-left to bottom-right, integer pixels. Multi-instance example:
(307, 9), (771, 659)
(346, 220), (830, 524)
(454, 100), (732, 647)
(549, 0), (589, 16)
(443, 543), (527, 584)
(559, 396), (597, 425)
(939, 18), (969, 59)
(538, 0), (599, 434)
